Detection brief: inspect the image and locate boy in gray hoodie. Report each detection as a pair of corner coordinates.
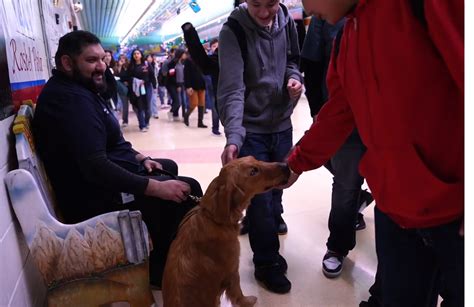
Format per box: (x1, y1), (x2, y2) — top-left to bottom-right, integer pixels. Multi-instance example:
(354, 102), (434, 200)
(217, 0), (303, 294)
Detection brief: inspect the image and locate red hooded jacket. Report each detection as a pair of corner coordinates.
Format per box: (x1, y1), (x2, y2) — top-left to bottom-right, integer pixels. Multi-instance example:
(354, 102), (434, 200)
(288, 0), (464, 228)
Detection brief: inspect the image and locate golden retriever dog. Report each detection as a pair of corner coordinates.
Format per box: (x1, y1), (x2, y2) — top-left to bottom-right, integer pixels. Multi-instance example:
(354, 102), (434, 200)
(162, 156), (290, 307)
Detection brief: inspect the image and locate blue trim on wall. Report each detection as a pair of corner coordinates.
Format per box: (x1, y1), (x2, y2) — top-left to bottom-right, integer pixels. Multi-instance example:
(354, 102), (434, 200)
(11, 80), (46, 91)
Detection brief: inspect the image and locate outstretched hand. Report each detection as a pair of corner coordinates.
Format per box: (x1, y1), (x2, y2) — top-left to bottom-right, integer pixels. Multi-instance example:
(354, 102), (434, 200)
(221, 144), (238, 166)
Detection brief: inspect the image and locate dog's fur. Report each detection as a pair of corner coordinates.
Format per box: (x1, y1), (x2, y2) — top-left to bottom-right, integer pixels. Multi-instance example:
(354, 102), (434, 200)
(162, 156), (290, 307)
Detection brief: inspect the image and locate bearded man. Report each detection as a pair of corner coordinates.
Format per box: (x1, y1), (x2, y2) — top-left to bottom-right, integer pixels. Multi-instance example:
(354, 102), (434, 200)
(33, 30), (202, 288)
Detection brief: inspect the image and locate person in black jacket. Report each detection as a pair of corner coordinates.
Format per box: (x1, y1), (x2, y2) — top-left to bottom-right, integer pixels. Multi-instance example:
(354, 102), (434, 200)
(183, 53), (207, 128)
(113, 54), (130, 127)
(102, 49), (118, 110)
(128, 49), (152, 131)
(163, 48), (185, 121)
(33, 31), (203, 288)
(182, 22), (221, 135)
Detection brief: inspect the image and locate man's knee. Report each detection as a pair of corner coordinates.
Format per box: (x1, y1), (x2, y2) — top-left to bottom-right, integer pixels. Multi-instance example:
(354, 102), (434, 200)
(157, 159), (178, 175)
(179, 176), (203, 196)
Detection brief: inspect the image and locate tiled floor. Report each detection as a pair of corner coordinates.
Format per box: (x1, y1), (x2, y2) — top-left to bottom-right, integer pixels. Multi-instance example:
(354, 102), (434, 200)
(123, 98), (377, 306)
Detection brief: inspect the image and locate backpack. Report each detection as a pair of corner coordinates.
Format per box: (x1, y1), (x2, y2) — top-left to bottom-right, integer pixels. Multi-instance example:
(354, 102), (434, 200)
(223, 16), (296, 73)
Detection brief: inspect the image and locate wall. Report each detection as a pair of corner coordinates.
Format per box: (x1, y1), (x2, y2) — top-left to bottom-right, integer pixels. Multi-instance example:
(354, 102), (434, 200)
(0, 0), (80, 305)
(0, 116), (46, 307)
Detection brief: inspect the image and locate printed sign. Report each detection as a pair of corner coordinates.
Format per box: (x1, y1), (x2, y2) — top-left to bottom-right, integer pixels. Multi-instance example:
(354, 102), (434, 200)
(0, 0), (49, 111)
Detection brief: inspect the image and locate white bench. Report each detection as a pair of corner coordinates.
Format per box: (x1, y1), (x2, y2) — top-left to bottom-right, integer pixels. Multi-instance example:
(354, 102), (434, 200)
(4, 102), (155, 306)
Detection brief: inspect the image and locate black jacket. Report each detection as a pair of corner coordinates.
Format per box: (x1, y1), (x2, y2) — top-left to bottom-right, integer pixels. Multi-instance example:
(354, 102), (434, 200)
(184, 59), (206, 90)
(182, 22), (218, 95)
(33, 70), (148, 223)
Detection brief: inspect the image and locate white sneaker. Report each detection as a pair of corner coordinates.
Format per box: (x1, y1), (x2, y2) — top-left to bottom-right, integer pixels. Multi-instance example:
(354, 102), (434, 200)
(121, 122), (128, 128)
(140, 128), (148, 132)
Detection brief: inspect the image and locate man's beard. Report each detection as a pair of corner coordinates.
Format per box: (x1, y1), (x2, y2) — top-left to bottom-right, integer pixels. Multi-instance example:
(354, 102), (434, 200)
(71, 65), (107, 94)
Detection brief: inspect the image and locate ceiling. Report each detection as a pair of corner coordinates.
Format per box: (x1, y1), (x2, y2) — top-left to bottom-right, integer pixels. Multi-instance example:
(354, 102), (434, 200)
(76, 0), (233, 47)
(76, 0), (302, 47)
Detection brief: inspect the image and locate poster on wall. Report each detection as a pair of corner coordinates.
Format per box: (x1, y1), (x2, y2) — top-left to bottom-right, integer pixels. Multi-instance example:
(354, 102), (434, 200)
(41, 0), (77, 70)
(0, 0), (49, 112)
(0, 19), (13, 120)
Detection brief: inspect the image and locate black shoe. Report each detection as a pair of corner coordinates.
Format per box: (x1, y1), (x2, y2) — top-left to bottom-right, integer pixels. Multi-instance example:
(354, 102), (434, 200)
(212, 130), (221, 136)
(322, 250), (344, 278)
(239, 215), (249, 235)
(355, 213), (366, 231)
(149, 276), (162, 290)
(277, 254), (288, 274)
(255, 264), (291, 294)
(198, 122), (208, 128)
(276, 215), (288, 235)
(359, 189), (374, 213)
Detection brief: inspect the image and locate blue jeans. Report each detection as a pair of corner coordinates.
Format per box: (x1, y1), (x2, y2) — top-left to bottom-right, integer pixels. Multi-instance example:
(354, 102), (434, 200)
(177, 84), (188, 117)
(150, 87), (158, 117)
(204, 75), (214, 110)
(324, 129), (366, 255)
(131, 94), (147, 129)
(118, 94), (129, 124)
(238, 128), (292, 266)
(145, 83), (153, 125)
(167, 85), (180, 117)
(158, 86), (166, 105)
(374, 207), (464, 307)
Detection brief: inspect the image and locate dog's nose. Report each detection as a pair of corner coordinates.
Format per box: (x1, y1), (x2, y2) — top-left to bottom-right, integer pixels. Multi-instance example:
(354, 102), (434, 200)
(278, 162), (290, 179)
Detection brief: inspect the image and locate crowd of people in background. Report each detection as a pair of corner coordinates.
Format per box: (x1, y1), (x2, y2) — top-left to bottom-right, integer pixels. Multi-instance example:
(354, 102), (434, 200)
(106, 42), (221, 135)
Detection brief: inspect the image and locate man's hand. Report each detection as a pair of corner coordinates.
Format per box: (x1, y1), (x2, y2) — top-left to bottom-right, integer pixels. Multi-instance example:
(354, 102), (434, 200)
(143, 159), (163, 173)
(146, 179), (191, 203)
(287, 78), (303, 101)
(186, 88), (194, 96)
(221, 144), (238, 166)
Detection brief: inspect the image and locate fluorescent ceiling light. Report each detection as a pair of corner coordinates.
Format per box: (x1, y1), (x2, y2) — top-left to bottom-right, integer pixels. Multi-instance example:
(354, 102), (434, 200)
(160, 0), (233, 38)
(118, 0), (165, 44)
(162, 11), (230, 44)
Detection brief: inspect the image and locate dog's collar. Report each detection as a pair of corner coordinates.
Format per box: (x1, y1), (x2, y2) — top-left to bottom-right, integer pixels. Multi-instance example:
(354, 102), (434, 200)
(200, 207), (240, 229)
(177, 206), (202, 232)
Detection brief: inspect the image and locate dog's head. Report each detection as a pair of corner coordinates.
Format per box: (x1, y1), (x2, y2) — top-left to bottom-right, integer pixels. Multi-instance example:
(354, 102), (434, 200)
(201, 156), (290, 225)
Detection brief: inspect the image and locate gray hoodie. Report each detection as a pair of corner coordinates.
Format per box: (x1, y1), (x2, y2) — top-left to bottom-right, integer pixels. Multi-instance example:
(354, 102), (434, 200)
(217, 3), (302, 150)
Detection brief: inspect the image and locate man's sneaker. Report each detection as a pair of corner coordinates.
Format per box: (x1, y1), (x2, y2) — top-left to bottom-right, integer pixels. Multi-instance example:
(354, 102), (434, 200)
(255, 263), (291, 294)
(355, 213), (366, 231)
(121, 122), (128, 128)
(239, 215), (249, 235)
(212, 130), (221, 136)
(322, 250), (344, 278)
(276, 215), (288, 235)
(140, 127), (148, 132)
(358, 189), (374, 213)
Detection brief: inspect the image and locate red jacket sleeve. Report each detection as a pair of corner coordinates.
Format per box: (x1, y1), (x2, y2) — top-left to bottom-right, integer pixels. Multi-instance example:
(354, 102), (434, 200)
(425, 0), (464, 92)
(288, 53), (355, 174)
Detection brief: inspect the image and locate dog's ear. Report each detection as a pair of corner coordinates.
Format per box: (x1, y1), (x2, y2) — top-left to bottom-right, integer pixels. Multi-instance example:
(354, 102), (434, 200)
(200, 171), (231, 224)
(201, 167), (246, 224)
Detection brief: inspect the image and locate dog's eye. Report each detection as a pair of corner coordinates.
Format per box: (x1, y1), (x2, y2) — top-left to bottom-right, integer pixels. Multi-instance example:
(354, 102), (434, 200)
(250, 167), (259, 176)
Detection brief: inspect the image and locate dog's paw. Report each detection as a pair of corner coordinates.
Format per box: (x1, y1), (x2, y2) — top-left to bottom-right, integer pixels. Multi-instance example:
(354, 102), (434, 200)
(236, 295), (257, 307)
